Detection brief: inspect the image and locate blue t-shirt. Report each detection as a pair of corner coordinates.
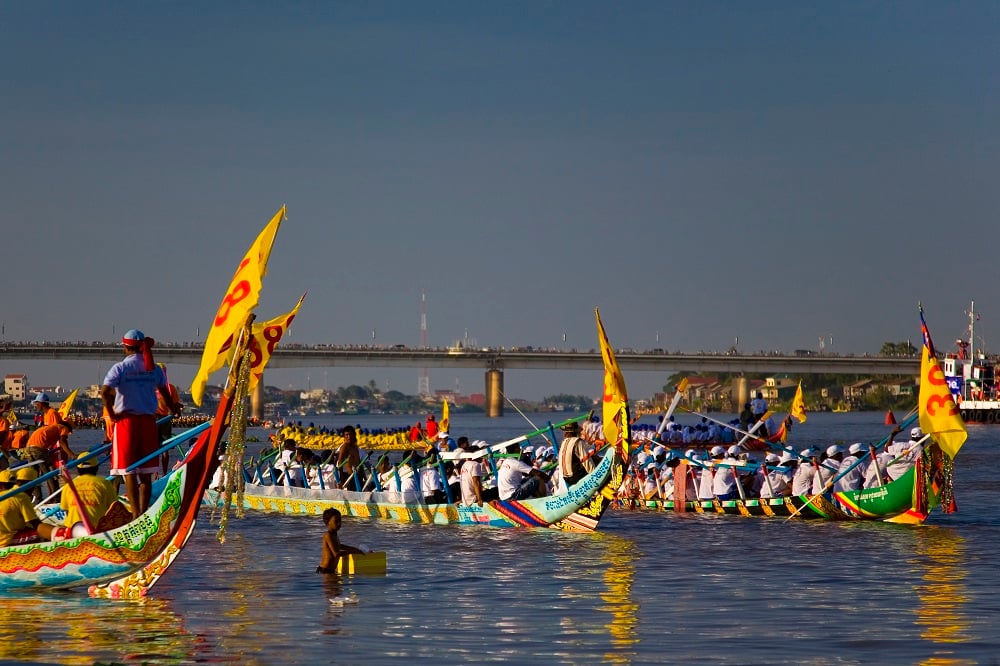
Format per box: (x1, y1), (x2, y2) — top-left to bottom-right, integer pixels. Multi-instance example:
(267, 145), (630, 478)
(103, 354), (165, 415)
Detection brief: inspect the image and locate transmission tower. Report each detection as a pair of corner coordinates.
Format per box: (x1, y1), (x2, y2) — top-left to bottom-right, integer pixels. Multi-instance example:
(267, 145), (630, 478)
(418, 289), (430, 397)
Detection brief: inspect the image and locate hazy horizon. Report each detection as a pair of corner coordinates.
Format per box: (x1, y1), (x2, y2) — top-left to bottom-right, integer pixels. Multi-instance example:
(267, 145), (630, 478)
(3, 2), (996, 400)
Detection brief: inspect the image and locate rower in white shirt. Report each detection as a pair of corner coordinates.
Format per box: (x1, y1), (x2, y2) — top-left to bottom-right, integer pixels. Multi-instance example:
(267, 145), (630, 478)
(791, 448), (818, 496)
(886, 427), (923, 481)
(712, 445), (743, 500)
(698, 446), (725, 500)
(834, 443), (865, 492)
(812, 445), (843, 494)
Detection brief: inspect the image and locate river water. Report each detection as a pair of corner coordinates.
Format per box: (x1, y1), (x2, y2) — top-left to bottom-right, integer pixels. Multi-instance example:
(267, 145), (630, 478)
(4, 411), (997, 664)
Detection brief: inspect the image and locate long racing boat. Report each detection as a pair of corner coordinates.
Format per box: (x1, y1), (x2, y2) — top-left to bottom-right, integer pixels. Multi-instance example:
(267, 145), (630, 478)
(206, 445), (622, 531)
(630, 450), (953, 524)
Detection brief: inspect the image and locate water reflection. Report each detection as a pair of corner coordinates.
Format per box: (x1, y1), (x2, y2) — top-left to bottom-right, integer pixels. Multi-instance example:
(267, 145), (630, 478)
(912, 527), (973, 665)
(0, 594), (196, 664)
(596, 533), (639, 664)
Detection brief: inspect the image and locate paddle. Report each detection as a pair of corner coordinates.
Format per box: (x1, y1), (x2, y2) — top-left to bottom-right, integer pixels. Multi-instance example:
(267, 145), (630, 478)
(784, 419), (922, 522)
(488, 413), (591, 455)
(500, 389), (552, 447)
(680, 408), (802, 461)
(687, 465), (704, 513)
(737, 411), (774, 449)
(339, 451), (374, 492)
(655, 378), (690, 440)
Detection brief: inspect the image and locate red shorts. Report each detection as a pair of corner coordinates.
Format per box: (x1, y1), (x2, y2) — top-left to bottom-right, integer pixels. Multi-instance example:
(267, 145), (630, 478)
(111, 413), (159, 476)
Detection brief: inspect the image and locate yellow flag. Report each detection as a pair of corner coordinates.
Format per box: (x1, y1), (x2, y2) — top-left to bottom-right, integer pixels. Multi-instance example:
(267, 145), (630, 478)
(240, 293), (306, 392)
(918, 345), (967, 459)
(440, 399), (449, 433)
(595, 308), (631, 461)
(191, 207), (285, 405)
(790, 381), (807, 423)
(57, 388), (79, 419)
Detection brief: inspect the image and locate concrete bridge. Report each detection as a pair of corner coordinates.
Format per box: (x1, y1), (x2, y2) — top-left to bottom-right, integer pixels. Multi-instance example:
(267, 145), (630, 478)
(1, 342), (919, 416)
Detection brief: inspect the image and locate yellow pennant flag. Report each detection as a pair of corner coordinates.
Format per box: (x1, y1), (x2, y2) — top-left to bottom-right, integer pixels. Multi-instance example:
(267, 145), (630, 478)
(440, 399), (449, 434)
(191, 207), (286, 405)
(595, 308), (631, 461)
(790, 380), (807, 423)
(240, 293), (306, 392)
(918, 345), (967, 459)
(57, 388), (79, 419)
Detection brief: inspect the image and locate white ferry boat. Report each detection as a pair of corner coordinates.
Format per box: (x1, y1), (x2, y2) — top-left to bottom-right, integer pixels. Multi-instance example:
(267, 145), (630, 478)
(943, 302), (1000, 423)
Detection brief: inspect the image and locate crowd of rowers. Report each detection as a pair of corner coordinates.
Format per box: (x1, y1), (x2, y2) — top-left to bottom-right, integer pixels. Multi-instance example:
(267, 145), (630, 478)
(618, 424), (924, 503)
(242, 419), (605, 507)
(247, 410), (925, 507)
(0, 394), (122, 548)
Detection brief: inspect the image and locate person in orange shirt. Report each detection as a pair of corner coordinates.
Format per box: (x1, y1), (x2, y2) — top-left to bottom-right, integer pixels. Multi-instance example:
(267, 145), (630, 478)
(9, 427), (30, 452)
(32, 393), (66, 427)
(154, 363), (183, 475)
(0, 394), (14, 455)
(25, 423), (75, 496)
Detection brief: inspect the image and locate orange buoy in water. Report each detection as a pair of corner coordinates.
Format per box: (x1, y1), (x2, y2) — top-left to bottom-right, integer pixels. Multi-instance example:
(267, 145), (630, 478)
(884, 410), (896, 425)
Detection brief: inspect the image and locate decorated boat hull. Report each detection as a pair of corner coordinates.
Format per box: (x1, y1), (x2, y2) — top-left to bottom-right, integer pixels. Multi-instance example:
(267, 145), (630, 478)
(206, 448), (621, 530)
(0, 418), (221, 595)
(0, 468), (189, 591)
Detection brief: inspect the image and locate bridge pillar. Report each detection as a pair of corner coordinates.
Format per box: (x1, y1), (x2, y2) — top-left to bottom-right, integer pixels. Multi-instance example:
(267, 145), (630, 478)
(251, 380), (264, 421)
(733, 376), (749, 412)
(485, 369), (504, 418)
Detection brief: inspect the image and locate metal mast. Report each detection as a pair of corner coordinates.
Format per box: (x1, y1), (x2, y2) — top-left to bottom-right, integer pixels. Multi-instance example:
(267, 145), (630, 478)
(418, 289), (429, 396)
(969, 300), (976, 360)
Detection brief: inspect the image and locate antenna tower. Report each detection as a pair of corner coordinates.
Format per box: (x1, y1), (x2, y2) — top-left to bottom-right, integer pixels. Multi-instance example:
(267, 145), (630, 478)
(418, 289), (429, 396)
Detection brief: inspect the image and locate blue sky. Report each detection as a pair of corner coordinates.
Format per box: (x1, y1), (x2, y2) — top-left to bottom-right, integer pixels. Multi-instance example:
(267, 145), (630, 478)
(2, 2), (997, 400)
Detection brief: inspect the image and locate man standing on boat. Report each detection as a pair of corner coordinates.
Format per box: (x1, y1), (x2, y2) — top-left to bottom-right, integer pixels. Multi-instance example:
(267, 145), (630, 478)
(336, 425), (364, 489)
(101, 329), (181, 519)
(557, 421), (595, 488)
(750, 392), (768, 437)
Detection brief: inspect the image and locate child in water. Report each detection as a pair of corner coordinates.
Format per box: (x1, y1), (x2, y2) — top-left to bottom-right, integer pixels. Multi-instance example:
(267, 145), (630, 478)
(316, 508), (365, 574)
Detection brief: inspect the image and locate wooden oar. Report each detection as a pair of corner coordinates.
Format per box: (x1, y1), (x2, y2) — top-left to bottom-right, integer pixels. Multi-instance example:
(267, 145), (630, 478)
(486, 413), (592, 455)
(339, 451), (374, 492)
(687, 466), (704, 513)
(499, 389), (552, 446)
(655, 378), (690, 440)
(737, 411), (774, 448)
(681, 408), (812, 464)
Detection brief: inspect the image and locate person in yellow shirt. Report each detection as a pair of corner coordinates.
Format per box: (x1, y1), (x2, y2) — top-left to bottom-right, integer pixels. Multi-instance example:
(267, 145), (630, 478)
(0, 469), (53, 546)
(12, 465), (41, 502)
(60, 453), (117, 537)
